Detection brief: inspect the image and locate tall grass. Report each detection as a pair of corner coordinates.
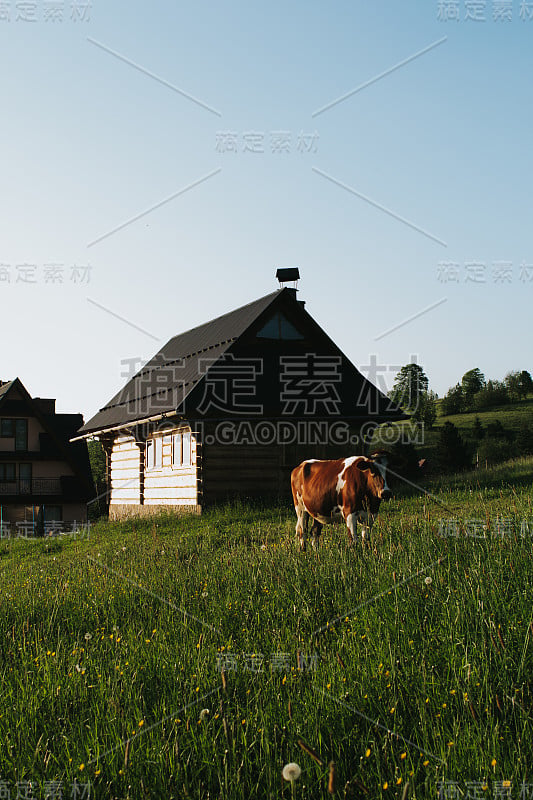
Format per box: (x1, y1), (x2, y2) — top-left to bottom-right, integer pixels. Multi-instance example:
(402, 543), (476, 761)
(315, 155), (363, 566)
(0, 462), (532, 798)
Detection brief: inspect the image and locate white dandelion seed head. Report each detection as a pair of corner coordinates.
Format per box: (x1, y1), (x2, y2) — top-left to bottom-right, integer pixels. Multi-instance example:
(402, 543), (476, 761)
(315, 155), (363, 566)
(199, 708), (210, 721)
(282, 762), (301, 782)
(424, 576), (433, 585)
(84, 632), (92, 640)
(202, 591), (208, 598)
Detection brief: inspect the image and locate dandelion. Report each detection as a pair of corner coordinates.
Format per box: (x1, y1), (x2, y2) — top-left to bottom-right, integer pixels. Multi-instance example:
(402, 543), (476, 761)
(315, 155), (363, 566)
(282, 763), (301, 782)
(424, 576), (432, 585)
(84, 633), (92, 641)
(138, 720), (144, 727)
(365, 748), (371, 757)
(491, 758), (497, 766)
(423, 760), (429, 767)
(400, 752), (407, 760)
(201, 591), (208, 598)
(79, 764), (85, 771)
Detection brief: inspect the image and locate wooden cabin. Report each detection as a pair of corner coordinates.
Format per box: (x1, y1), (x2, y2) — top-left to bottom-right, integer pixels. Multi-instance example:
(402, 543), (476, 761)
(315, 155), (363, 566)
(74, 283), (406, 519)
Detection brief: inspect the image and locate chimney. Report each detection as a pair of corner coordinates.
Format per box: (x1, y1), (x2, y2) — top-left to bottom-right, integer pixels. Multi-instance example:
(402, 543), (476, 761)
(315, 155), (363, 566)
(276, 267), (305, 308)
(276, 267), (300, 290)
(34, 398), (56, 415)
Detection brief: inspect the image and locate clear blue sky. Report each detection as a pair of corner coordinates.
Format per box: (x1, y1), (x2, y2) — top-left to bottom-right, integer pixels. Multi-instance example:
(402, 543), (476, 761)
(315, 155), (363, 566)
(1, 1), (531, 418)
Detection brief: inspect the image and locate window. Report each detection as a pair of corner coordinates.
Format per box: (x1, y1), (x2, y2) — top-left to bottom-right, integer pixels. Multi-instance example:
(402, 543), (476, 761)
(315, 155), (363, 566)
(15, 419), (28, 451)
(182, 432), (191, 466)
(44, 505), (62, 522)
(0, 464), (16, 481)
(146, 440), (154, 470)
(172, 431), (192, 467)
(256, 312), (304, 340)
(154, 437), (162, 468)
(19, 464), (32, 493)
(146, 437), (162, 470)
(0, 419), (14, 437)
(172, 433), (182, 467)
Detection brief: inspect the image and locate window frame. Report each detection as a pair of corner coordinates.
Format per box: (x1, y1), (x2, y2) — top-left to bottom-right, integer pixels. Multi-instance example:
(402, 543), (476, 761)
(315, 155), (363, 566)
(44, 505), (62, 523)
(182, 431), (191, 466)
(172, 432), (183, 468)
(0, 463), (16, 481)
(146, 436), (163, 471)
(0, 419), (14, 437)
(14, 419), (28, 451)
(172, 430), (192, 469)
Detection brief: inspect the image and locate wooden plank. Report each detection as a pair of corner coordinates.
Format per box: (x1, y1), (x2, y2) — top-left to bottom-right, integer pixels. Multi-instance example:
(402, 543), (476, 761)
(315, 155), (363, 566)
(144, 488), (197, 501)
(143, 498), (198, 507)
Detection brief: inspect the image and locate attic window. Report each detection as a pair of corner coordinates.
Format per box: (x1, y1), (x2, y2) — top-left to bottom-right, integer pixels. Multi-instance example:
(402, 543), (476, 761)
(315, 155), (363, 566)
(256, 312), (304, 340)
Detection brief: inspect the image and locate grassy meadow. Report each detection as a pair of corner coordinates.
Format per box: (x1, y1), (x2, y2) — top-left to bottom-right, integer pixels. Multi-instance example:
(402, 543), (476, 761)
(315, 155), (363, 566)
(1, 458), (533, 798)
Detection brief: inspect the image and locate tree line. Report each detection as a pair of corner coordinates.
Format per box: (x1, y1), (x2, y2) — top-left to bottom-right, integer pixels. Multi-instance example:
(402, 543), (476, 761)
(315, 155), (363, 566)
(439, 368), (533, 415)
(388, 364), (533, 425)
(386, 363), (533, 471)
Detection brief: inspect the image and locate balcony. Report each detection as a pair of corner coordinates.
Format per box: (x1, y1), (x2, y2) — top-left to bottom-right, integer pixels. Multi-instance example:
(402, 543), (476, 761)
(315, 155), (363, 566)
(0, 478), (62, 496)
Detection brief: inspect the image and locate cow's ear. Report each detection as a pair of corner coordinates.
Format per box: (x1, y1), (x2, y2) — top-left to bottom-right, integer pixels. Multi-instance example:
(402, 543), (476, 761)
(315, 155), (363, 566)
(356, 459), (372, 472)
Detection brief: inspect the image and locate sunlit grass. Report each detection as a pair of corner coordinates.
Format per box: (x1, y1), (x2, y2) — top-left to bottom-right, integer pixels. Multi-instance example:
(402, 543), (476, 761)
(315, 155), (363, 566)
(0, 462), (532, 798)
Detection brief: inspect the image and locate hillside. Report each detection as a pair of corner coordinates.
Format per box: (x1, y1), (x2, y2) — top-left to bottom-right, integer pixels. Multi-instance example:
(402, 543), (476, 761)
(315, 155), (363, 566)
(371, 395), (533, 467)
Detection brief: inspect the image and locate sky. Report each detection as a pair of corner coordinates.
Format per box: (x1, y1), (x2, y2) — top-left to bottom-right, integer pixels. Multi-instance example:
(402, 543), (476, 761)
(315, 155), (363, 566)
(1, 0), (532, 420)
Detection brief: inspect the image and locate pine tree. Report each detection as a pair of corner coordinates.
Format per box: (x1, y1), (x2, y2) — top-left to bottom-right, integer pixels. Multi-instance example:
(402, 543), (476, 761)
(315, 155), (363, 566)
(438, 422), (471, 471)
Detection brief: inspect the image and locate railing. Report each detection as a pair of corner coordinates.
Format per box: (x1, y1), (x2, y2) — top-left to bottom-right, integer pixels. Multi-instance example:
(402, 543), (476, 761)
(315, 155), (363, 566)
(0, 478), (62, 495)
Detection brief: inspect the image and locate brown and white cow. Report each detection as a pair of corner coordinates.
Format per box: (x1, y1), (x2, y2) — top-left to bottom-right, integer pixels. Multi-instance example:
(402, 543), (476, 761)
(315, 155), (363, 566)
(290, 451), (394, 550)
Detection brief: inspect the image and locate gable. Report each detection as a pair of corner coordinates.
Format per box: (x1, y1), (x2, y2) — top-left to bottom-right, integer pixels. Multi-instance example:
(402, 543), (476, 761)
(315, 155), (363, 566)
(76, 287), (407, 436)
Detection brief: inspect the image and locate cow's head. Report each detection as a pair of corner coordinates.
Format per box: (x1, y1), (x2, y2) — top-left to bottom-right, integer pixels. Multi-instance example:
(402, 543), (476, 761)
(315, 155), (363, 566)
(356, 451), (393, 500)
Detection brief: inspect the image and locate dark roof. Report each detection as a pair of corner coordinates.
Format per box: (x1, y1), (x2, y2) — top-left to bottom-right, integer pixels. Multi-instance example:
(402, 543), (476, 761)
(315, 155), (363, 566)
(0, 380), (15, 400)
(77, 290), (282, 435)
(77, 288), (407, 437)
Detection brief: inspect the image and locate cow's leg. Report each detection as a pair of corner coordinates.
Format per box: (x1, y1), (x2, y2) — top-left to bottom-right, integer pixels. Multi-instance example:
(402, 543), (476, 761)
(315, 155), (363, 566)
(345, 513), (356, 546)
(360, 514), (376, 547)
(295, 502), (309, 551)
(310, 518), (323, 549)
(360, 523), (370, 545)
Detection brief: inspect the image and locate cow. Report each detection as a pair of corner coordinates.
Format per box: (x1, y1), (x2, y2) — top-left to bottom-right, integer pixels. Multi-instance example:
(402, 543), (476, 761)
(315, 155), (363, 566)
(290, 451), (395, 550)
